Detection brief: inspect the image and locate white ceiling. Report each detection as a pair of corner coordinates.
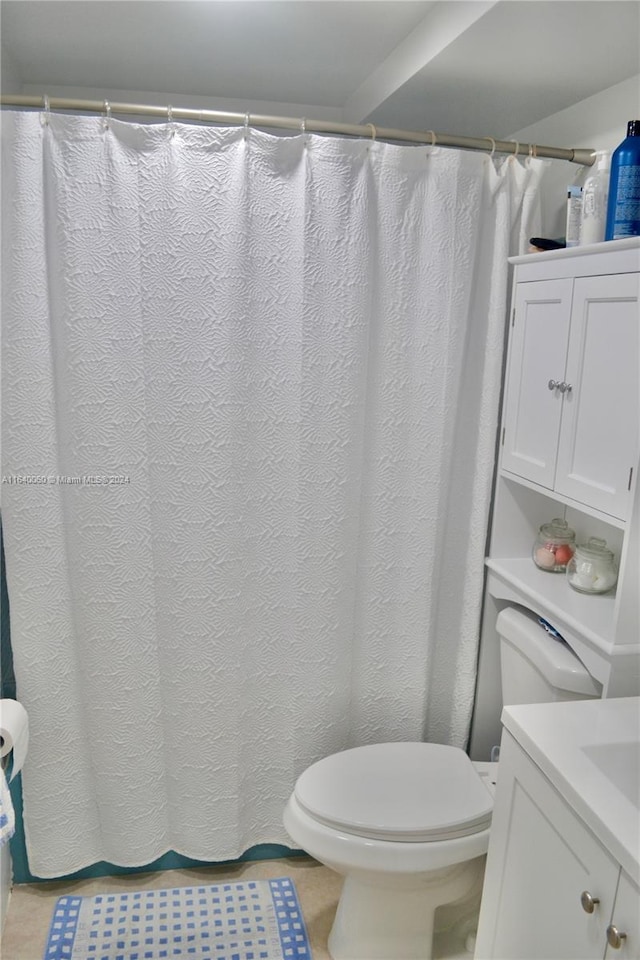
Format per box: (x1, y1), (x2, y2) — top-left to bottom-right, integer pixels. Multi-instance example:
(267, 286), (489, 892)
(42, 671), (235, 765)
(1, 1), (639, 138)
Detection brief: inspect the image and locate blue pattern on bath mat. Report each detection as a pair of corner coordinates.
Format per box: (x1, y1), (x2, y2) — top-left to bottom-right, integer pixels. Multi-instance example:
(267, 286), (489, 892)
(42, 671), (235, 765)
(43, 877), (311, 960)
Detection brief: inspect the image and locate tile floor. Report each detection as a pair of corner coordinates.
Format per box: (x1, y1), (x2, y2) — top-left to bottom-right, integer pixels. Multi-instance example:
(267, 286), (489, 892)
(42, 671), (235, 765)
(1, 856), (477, 959)
(1, 857), (341, 960)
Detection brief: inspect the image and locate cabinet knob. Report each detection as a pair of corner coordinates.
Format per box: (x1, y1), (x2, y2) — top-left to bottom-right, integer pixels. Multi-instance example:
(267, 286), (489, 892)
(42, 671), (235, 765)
(558, 381), (573, 394)
(606, 924), (628, 950)
(580, 890), (600, 914)
(548, 379), (560, 391)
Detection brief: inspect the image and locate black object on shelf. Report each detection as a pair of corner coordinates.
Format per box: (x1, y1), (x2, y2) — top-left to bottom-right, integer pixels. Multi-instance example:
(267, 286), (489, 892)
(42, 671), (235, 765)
(529, 237), (566, 251)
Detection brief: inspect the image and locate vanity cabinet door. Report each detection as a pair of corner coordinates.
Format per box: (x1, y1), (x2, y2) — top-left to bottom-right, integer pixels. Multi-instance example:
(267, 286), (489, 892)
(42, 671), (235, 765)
(604, 872), (640, 959)
(501, 279), (573, 489)
(475, 732), (619, 960)
(554, 273), (639, 520)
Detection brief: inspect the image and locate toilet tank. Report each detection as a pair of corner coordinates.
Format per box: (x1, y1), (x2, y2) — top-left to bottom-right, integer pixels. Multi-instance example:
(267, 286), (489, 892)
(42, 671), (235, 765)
(497, 607), (602, 705)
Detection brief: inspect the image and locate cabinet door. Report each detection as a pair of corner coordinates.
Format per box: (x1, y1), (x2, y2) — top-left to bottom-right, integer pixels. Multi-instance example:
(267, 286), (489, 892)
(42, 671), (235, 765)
(501, 279), (573, 488)
(476, 733), (618, 960)
(605, 872), (640, 959)
(555, 273), (639, 519)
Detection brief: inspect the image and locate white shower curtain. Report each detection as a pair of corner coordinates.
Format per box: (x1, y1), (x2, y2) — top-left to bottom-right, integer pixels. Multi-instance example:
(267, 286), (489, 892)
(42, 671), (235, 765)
(1, 111), (545, 877)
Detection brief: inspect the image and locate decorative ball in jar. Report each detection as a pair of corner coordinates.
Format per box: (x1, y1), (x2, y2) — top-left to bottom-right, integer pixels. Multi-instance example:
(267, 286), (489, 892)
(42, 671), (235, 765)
(532, 518), (576, 572)
(566, 538), (617, 595)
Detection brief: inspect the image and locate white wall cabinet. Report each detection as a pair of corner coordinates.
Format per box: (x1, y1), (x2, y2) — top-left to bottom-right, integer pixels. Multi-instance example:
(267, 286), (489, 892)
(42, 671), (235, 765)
(470, 239), (640, 762)
(502, 272), (639, 521)
(470, 238), (640, 760)
(475, 731), (639, 960)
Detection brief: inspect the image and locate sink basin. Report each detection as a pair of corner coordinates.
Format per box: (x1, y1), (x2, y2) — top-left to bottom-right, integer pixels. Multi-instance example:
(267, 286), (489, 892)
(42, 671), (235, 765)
(581, 741), (640, 808)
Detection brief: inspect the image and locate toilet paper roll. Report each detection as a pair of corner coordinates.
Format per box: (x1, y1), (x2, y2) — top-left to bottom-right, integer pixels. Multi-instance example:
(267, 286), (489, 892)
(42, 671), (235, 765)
(0, 699), (29, 781)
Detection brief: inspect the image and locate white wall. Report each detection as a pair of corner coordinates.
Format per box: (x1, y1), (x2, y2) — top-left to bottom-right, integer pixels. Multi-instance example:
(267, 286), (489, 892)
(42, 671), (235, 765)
(1, 43), (22, 94)
(509, 74), (640, 239)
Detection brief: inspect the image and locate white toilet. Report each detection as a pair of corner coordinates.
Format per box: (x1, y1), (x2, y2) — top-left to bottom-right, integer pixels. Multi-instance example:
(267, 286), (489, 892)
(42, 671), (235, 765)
(283, 606), (602, 960)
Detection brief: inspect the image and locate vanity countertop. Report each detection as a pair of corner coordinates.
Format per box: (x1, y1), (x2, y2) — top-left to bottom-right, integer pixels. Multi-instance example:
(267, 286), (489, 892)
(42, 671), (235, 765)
(501, 697), (640, 883)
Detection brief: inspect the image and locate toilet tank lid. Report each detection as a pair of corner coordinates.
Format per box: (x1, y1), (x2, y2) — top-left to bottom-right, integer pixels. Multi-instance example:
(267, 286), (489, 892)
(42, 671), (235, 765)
(497, 608), (601, 696)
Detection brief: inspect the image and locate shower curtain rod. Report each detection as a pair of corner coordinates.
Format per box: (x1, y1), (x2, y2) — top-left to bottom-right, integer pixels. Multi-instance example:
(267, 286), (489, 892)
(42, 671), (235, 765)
(0, 94), (596, 165)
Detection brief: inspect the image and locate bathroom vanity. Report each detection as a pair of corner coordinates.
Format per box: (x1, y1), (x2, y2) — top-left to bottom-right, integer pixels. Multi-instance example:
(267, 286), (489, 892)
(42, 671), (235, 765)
(475, 697), (640, 960)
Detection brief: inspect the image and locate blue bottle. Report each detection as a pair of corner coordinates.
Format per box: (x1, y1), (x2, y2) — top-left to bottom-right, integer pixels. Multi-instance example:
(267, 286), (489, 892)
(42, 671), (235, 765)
(605, 120), (640, 240)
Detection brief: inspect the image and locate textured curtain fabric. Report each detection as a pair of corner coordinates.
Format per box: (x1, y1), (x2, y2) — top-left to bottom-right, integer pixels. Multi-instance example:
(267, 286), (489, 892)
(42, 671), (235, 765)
(1, 112), (545, 877)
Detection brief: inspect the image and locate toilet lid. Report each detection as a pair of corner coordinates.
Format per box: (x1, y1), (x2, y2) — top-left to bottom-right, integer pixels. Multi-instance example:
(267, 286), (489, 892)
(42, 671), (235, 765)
(294, 742), (493, 842)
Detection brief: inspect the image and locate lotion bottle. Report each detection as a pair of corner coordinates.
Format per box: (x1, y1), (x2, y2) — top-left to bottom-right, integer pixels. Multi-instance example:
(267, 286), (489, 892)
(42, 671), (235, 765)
(564, 162), (590, 247)
(580, 150), (610, 245)
(565, 185), (583, 247)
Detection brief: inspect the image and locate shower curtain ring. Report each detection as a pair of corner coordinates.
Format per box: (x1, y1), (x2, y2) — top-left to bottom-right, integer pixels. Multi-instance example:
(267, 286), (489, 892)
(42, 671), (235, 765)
(244, 112), (250, 140)
(367, 123), (377, 142)
(103, 100), (111, 130)
(425, 130), (437, 156)
(41, 94), (50, 127)
(484, 137), (496, 159)
(167, 105), (176, 138)
(511, 140), (519, 161)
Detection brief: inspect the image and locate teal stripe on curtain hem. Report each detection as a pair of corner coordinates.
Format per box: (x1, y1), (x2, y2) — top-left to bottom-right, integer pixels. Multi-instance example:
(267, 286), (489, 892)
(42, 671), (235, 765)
(8, 772), (305, 883)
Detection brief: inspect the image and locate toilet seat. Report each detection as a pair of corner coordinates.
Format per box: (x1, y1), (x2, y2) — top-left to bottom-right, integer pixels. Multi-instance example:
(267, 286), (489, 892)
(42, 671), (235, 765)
(294, 742), (493, 842)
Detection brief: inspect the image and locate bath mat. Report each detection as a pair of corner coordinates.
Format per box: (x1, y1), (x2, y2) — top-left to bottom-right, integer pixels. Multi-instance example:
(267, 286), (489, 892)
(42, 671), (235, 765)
(44, 877), (311, 960)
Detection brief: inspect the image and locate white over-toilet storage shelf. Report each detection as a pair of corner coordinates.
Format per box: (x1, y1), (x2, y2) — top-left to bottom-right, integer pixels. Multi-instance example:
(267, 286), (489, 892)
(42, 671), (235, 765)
(486, 237), (640, 696)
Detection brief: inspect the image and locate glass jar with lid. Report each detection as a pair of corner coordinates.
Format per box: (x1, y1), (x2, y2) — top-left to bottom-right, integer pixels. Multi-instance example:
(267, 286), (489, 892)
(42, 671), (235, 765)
(566, 537), (618, 595)
(532, 518), (576, 572)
